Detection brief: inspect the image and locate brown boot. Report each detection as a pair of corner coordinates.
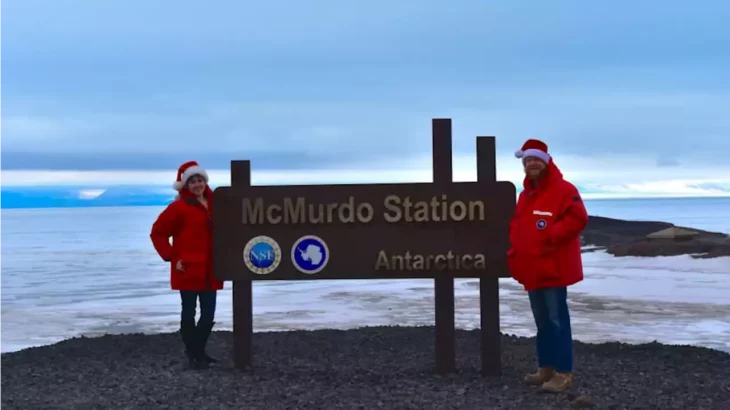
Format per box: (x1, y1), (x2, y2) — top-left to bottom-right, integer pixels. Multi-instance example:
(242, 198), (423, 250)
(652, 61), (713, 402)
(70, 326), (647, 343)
(541, 372), (573, 393)
(524, 367), (554, 385)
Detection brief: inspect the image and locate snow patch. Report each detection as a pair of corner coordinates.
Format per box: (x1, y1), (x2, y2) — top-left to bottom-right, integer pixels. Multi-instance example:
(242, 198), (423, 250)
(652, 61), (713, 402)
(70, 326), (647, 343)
(77, 189), (106, 200)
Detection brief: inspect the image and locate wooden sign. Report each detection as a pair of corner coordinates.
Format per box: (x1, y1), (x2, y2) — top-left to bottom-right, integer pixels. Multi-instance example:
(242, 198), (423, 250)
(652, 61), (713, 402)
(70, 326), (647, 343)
(212, 118), (516, 376)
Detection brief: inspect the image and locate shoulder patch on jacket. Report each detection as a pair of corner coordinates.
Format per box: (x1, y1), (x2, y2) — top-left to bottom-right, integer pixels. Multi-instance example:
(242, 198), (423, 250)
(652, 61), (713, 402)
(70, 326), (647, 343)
(572, 196), (581, 202)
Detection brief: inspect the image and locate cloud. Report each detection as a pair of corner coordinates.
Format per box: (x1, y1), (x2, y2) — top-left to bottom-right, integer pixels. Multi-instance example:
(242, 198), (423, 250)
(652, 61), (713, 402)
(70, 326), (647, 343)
(2, 0), (729, 178)
(3, 90), (730, 172)
(3, 153), (730, 200)
(656, 157), (681, 167)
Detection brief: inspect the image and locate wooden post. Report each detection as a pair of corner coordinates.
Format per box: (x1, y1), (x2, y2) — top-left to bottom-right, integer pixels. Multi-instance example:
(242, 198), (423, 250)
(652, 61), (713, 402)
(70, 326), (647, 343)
(432, 118), (456, 375)
(231, 160), (253, 371)
(476, 137), (502, 376)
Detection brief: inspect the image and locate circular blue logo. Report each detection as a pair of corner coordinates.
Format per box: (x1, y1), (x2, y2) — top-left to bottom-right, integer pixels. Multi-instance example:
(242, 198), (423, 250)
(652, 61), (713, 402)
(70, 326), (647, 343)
(291, 235), (329, 275)
(243, 235), (281, 275)
(536, 219), (547, 230)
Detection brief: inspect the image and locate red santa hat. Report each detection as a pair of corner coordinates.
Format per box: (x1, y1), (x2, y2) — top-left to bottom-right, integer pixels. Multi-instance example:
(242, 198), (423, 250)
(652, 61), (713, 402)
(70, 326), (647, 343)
(172, 160), (209, 191)
(514, 139), (551, 164)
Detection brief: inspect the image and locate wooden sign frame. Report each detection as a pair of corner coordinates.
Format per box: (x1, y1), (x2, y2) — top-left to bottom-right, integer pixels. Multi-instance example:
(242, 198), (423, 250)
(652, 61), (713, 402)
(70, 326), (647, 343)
(212, 118), (516, 376)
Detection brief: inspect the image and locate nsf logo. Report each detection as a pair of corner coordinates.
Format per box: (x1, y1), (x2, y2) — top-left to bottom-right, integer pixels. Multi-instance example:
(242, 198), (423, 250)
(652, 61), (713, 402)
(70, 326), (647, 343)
(243, 235), (282, 275)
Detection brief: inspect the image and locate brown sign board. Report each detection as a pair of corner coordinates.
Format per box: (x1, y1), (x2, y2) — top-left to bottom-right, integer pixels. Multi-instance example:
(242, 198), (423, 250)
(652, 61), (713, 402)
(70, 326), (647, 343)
(212, 118), (517, 377)
(213, 181), (515, 281)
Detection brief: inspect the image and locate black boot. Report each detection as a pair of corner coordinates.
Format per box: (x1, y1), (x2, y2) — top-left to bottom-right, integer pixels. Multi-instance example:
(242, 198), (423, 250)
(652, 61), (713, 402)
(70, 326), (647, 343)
(180, 321), (205, 369)
(195, 321), (218, 364)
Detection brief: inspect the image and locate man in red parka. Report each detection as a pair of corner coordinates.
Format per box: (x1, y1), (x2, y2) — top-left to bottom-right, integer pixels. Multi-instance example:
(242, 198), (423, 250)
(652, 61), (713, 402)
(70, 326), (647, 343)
(150, 160), (225, 369)
(507, 139), (588, 393)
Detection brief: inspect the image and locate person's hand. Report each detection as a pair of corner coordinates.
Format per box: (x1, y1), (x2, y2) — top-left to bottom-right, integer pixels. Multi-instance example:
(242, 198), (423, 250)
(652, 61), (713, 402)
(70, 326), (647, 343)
(176, 260), (185, 272)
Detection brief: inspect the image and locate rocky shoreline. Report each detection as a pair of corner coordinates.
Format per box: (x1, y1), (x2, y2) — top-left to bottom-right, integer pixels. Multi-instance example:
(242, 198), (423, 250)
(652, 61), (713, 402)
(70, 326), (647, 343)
(583, 216), (730, 259)
(2, 326), (729, 409)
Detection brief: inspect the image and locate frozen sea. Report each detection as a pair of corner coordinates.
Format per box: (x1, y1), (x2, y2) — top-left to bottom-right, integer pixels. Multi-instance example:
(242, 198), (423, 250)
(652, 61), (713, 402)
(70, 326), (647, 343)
(2, 197), (730, 354)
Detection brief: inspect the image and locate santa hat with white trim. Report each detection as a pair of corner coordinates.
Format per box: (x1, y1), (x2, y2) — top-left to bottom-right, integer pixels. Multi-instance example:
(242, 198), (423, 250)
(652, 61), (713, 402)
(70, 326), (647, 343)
(514, 139), (551, 164)
(172, 160), (209, 191)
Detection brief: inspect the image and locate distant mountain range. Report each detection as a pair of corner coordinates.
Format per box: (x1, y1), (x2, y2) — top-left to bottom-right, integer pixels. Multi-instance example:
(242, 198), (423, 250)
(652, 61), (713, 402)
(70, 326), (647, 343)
(2, 184), (729, 209)
(2, 186), (177, 209)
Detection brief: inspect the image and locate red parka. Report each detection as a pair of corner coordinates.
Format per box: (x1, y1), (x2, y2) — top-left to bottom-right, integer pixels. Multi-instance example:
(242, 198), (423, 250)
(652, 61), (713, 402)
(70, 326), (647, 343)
(150, 186), (224, 291)
(507, 159), (588, 291)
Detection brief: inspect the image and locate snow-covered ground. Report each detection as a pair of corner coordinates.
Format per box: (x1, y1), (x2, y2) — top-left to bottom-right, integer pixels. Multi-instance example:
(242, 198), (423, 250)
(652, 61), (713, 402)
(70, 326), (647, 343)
(2, 205), (729, 354)
(3, 250), (729, 353)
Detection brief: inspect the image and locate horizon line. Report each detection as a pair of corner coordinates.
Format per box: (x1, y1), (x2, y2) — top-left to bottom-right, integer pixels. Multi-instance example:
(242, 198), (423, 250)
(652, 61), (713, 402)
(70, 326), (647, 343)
(3, 195), (730, 212)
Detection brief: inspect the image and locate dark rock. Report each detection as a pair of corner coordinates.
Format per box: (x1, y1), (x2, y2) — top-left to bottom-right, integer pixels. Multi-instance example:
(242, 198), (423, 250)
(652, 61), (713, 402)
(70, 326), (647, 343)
(2, 326), (729, 409)
(571, 395), (593, 408)
(583, 216), (730, 259)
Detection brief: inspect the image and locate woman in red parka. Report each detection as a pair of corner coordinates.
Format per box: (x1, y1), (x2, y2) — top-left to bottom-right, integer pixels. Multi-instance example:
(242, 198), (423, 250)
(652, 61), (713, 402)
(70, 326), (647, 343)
(150, 160), (224, 369)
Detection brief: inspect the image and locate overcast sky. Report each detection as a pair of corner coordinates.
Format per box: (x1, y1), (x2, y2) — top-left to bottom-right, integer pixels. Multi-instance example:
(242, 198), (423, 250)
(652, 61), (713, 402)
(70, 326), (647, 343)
(2, 0), (729, 193)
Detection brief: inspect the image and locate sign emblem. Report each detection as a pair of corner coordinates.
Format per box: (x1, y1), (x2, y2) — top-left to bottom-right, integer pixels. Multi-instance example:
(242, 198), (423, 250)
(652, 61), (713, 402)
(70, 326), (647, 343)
(291, 235), (329, 275)
(243, 235), (282, 275)
(536, 219), (547, 230)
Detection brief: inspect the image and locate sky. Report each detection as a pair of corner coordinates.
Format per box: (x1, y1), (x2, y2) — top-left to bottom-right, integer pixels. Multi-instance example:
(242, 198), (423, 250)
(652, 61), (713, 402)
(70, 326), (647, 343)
(2, 0), (730, 197)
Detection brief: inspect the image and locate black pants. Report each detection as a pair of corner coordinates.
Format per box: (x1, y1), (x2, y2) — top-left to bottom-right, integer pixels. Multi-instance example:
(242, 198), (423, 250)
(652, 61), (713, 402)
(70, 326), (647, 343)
(180, 290), (217, 326)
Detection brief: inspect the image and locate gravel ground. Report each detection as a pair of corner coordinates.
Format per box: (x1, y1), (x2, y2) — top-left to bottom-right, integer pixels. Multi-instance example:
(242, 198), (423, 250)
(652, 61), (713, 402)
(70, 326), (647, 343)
(2, 326), (729, 409)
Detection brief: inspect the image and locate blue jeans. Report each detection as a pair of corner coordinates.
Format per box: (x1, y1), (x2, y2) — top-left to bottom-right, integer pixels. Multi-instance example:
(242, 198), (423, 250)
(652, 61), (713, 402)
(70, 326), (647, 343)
(180, 290), (217, 326)
(528, 286), (573, 373)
